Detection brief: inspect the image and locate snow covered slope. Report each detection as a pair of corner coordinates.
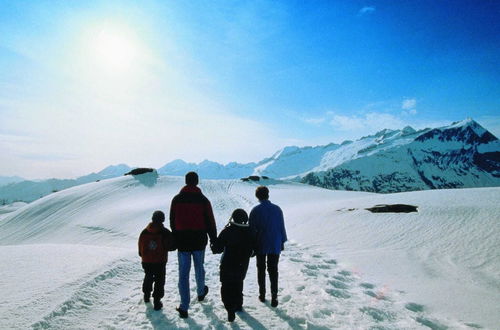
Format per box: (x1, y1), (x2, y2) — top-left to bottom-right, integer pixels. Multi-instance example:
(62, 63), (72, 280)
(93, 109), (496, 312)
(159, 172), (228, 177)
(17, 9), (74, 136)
(155, 118), (500, 193)
(0, 164), (132, 203)
(1, 174), (498, 329)
(0, 175), (24, 187)
(302, 119), (500, 192)
(158, 159), (256, 179)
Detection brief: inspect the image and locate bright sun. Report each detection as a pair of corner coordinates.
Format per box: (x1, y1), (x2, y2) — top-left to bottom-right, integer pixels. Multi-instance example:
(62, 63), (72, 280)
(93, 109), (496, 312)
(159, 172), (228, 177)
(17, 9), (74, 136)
(91, 28), (138, 71)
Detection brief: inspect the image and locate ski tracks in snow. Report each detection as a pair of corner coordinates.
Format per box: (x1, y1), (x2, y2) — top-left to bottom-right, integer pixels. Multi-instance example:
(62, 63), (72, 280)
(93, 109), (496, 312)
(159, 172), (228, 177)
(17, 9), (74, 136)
(27, 242), (459, 329)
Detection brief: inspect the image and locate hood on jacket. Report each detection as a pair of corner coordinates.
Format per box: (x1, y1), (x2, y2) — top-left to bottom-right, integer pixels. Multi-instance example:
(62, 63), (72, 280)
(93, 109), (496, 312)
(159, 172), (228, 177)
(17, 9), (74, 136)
(180, 185), (202, 193)
(146, 222), (164, 233)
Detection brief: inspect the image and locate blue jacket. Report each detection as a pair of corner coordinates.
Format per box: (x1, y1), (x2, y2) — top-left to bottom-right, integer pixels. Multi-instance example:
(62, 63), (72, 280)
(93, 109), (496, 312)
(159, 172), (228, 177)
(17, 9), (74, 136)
(249, 200), (287, 255)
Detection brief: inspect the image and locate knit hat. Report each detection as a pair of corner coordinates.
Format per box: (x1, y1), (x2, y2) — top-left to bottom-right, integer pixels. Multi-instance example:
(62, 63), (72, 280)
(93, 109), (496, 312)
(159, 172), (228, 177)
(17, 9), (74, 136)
(230, 208), (249, 226)
(152, 210), (165, 223)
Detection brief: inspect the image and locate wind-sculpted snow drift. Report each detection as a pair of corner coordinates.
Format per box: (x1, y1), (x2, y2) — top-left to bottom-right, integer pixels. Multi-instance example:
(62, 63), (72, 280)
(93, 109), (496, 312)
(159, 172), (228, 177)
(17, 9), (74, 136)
(0, 175), (498, 329)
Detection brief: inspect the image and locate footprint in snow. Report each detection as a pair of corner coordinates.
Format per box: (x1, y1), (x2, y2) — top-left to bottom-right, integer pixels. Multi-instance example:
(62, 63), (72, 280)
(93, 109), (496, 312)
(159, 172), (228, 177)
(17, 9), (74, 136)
(363, 290), (389, 301)
(324, 259), (337, 265)
(359, 306), (396, 322)
(328, 279), (349, 289)
(338, 270), (352, 276)
(404, 302), (424, 313)
(325, 288), (351, 299)
(360, 282), (375, 289)
(415, 316), (448, 330)
(296, 285), (306, 292)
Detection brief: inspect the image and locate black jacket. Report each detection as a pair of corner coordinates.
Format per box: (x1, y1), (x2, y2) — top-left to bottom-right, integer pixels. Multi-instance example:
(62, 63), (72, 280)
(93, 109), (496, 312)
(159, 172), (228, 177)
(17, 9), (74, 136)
(212, 223), (255, 282)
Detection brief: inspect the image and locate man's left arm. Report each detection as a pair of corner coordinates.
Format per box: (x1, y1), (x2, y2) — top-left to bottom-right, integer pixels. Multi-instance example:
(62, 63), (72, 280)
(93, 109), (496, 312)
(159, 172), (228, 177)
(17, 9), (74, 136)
(204, 199), (217, 243)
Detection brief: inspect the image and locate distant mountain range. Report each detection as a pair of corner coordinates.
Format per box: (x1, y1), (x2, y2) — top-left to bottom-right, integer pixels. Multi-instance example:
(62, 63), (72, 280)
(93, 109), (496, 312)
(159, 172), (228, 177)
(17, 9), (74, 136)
(1, 118), (499, 203)
(301, 119), (499, 192)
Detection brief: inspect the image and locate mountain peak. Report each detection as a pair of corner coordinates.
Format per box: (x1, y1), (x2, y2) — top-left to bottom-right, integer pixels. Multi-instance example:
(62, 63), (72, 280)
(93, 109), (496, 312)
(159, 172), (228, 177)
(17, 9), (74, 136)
(401, 126), (416, 135)
(98, 164), (132, 176)
(415, 118), (496, 144)
(272, 146), (300, 159)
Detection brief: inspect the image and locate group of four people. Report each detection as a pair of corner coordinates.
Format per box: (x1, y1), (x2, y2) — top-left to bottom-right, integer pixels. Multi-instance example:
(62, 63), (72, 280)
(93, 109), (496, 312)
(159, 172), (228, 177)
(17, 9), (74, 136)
(138, 171), (288, 322)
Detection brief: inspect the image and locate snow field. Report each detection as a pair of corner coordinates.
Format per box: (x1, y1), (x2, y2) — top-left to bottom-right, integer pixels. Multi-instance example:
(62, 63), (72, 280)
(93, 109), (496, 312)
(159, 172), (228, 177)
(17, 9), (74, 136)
(0, 175), (498, 329)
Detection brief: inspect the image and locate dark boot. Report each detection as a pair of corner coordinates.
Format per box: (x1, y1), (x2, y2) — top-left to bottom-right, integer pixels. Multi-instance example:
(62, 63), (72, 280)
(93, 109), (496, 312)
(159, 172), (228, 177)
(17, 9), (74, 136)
(271, 297), (278, 307)
(153, 299), (163, 311)
(198, 285), (209, 302)
(144, 293), (150, 303)
(176, 307), (188, 318)
(228, 310), (236, 322)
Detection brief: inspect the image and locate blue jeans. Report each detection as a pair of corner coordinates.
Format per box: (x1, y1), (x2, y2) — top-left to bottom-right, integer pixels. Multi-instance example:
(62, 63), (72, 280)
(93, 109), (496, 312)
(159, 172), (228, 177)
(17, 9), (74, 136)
(178, 250), (206, 310)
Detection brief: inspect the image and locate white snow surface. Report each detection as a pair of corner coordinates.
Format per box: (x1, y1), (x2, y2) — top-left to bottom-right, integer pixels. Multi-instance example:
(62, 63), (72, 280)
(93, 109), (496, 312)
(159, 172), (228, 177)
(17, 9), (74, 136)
(0, 174), (498, 329)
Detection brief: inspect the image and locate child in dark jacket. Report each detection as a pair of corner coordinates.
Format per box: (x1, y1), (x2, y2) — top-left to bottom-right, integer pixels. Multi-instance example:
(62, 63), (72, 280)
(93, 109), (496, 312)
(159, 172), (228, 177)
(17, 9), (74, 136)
(138, 210), (176, 311)
(211, 209), (255, 322)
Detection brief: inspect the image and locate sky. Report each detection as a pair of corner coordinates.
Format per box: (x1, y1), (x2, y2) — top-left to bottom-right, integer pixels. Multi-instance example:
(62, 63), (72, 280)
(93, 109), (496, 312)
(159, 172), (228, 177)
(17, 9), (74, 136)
(1, 0), (499, 179)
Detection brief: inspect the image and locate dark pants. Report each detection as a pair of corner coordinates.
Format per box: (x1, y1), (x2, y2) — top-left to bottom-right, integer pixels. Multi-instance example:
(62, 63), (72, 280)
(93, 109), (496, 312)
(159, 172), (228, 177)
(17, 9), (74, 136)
(256, 254), (280, 298)
(142, 262), (166, 299)
(221, 280), (244, 312)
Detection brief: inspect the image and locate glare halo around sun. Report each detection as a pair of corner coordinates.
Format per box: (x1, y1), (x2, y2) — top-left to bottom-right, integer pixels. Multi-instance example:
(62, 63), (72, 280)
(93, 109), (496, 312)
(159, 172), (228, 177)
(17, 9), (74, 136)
(89, 27), (138, 72)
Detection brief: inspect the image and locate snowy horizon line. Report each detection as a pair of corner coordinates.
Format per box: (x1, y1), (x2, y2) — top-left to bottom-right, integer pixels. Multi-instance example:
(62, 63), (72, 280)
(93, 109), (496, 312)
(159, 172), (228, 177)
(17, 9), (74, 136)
(3, 117), (496, 181)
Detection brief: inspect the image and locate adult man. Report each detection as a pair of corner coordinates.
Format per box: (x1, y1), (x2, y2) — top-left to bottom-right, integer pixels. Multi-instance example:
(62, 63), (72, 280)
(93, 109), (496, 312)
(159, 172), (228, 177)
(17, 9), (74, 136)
(138, 210), (175, 311)
(170, 172), (217, 318)
(249, 186), (287, 307)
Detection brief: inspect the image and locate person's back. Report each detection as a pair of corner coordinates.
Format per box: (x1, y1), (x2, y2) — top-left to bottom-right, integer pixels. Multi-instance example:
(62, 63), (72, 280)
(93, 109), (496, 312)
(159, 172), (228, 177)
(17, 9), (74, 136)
(169, 172), (217, 318)
(250, 200), (286, 255)
(138, 210), (175, 311)
(170, 184), (216, 251)
(212, 209), (254, 322)
(248, 186), (287, 308)
(138, 221), (171, 263)
(214, 223), (254, 281)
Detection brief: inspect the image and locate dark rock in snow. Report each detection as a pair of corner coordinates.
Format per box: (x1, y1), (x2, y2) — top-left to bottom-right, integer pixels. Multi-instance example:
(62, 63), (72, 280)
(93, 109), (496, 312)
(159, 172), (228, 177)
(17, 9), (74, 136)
(366, 204), (418, 213)
(125, 168), (155, 176)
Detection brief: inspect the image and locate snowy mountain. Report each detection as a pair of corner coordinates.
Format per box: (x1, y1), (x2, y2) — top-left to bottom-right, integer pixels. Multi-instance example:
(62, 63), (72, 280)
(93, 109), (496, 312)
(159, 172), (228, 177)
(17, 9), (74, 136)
(2, 118), (498, 203)
(253, 144), (342, 178)
(0, 164), (132, 203)
(1, 175), (498, 328)
(302, 118), (500, 192)
(158, 159), (256, 179)
(155, 118), (499, 193)
(0, 175), (24, 187)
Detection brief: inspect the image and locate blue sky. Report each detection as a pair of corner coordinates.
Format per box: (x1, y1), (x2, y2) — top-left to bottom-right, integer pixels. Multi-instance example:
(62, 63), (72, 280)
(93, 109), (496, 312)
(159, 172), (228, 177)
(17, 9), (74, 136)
(1, 0), (499, 178)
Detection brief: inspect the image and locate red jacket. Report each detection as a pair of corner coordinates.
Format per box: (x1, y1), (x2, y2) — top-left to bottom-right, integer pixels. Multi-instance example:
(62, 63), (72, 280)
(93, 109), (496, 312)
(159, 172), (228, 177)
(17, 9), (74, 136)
(138, 222), (174, 263)
(170, 185), (217, 251)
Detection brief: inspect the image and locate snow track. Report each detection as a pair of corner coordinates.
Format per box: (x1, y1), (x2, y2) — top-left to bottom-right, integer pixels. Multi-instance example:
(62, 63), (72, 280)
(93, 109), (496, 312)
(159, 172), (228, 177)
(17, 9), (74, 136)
(0, 176), (498, 329)
(19, 243), (453, 329)
(31, 257), (139, 329)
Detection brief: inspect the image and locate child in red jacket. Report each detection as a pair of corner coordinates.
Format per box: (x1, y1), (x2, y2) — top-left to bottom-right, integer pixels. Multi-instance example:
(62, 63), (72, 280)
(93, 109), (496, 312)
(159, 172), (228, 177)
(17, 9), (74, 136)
(138, 210), (175, 310)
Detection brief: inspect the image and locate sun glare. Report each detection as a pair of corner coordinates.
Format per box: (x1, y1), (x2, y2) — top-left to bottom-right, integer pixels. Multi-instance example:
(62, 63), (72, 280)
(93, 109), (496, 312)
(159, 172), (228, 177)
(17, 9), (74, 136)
(90, 28), (138, 71)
